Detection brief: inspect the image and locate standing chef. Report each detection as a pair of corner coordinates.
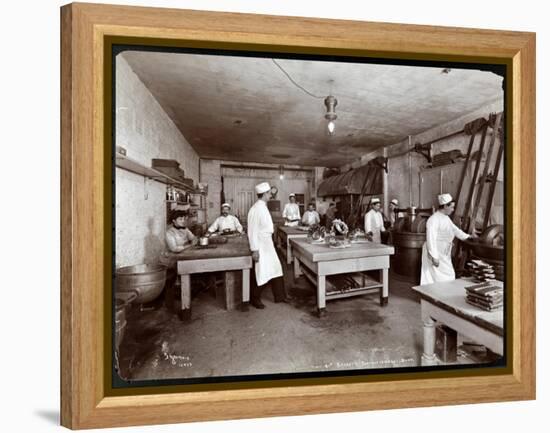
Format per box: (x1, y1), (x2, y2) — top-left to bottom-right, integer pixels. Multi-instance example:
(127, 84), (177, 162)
(388, 198), (401, 228)
(206, 203), (243, 235)
(420, 193), (474, 285)
(282, 193), (301, 227)
(364, 198), (385, 243)
(247, 182), (289, 309)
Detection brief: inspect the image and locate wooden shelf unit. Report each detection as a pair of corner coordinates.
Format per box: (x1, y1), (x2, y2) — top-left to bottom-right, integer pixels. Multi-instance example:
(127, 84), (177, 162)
(115, 153), (195, 192)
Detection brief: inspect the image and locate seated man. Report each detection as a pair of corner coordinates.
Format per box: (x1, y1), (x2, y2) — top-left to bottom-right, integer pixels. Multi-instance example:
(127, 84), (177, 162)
(302, 202), (320, 226)
(206, 203), (243, 235)
(165, 209), (197, 253)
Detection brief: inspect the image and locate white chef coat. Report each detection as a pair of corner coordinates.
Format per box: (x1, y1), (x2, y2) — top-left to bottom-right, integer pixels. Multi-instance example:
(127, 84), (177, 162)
(302, 210), (320, 226)
(364, 209), (385, 243)
(282, 203), (301, 227)
(420, 211), (470, 285)
(247, 200), (283, 286)
(207, 214), (243, 234)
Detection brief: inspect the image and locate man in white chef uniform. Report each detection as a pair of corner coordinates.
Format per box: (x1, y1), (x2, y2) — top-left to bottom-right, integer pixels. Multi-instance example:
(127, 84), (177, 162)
(282, 193), (301, 226)
(420, 193), (474, 285)
(364, 198), (385, 243)
(206, 203), (243, 235)
(247, 182), (289, 309)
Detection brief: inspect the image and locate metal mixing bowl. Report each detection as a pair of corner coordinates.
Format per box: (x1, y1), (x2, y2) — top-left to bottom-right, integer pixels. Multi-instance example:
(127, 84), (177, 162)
(116, 264), (167, 304)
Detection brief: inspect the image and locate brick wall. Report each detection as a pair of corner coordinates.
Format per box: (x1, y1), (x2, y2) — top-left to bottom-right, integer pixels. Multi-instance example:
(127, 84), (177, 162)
(115, 55), (200, 267)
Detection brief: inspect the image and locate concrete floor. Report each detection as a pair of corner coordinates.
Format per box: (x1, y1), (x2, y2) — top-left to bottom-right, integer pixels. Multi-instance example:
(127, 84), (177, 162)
(117, 260), (498, 382)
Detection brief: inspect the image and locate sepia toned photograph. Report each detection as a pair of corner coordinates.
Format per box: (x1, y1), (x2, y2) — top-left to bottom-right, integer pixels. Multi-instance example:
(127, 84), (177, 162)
(113, 47), (506, 384)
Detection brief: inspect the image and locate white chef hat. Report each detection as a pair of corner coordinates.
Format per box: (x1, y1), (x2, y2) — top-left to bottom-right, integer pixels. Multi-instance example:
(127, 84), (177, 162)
(255, 182), (271, 194)
(289, 193), (296, 198)
(221, 203), (231, 209)
(438, 193), (453, 205)
(370, 198), (381, 204)
(391, 198), (399, 206)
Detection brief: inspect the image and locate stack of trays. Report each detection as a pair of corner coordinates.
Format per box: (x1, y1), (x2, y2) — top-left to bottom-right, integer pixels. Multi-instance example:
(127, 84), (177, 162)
(466, 259), (496, 282)
(465, 282), (503, 311)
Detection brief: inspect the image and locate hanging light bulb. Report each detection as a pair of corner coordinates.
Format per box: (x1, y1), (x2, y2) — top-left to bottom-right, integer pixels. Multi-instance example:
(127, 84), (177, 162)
(327, 120), (336, 135)
(324, 95), (338, 136)
(279, 165), (284, 180)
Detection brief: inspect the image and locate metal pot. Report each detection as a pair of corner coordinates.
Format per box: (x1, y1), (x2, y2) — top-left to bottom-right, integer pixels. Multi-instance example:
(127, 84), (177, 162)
(114, 291), (137, 351)
(116, 264), (167, 304)
(199, 236), (209, 246)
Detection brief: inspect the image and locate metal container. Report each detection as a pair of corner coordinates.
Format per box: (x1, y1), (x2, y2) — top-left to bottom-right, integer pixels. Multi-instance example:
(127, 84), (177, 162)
(392, 230), (426, 282)
(199, 236), (209, 246)
(116, 264), (167, 304)
(114, 292), (137, 351)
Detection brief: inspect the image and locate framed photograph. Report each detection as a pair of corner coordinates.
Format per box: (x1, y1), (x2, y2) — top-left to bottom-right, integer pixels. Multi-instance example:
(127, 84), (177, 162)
(61, 2), (535, 429)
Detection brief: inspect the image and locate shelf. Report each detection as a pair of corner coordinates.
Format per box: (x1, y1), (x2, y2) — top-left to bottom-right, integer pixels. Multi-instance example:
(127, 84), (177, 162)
(166, 200), (190, 205)
(115, 153), (195, 192)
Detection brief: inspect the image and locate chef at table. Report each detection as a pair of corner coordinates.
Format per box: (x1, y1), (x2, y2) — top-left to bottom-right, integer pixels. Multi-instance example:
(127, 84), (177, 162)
(420, 193), (475, 285)
(247, 182), (289, 309)
(302, 202), (320, 226)
(282, 193), (301, 227)
(206, 202), (243, 235)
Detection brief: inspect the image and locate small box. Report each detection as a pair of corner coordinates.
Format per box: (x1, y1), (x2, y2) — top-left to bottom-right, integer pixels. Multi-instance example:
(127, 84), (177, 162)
(152, 158), (180, 168)
(435, 325), (457, 363)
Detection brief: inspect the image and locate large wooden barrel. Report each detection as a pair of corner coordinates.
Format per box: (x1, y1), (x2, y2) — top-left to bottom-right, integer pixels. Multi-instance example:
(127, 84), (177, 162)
(391, 231), (426, 283)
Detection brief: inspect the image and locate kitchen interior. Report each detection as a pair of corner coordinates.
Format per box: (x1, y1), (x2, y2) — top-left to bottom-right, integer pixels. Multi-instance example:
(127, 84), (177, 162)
(114, 49), (505, 381)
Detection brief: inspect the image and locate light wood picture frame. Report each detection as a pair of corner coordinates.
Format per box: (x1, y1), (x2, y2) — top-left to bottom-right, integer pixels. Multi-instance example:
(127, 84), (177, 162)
(60, 2), (535, 429)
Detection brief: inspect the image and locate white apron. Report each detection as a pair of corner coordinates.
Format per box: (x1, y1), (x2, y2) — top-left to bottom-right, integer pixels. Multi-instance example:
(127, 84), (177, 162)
(420, 211), (469, 285)
(283, 203), (301, 227)
(364, 209), (385, 243)
(247, 200), (283, 286)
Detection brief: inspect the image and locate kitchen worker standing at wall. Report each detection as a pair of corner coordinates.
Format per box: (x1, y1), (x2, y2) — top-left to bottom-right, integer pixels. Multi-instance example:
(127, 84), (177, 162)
(282, 193), (301, 227)
(388, 198), (401, 228)
(420, 193), (474, 285)
(247, 182), (289, 309)
(364, 198), (385, 243)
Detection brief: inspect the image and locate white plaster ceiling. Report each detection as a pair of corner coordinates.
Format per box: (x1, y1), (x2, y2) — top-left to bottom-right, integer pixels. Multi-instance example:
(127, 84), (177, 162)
(121, 51), (503, 168)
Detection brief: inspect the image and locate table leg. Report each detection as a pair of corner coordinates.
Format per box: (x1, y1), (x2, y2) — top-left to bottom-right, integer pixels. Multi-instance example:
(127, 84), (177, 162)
(421, 314), (438, 365)
(179, 274), (192, 322)
(293, 256), (302, 279)
(241, 268), (250, 311)
(380, 268), (389, 306)
(287, 241), (292, 265)
(317, 274), (327, 317)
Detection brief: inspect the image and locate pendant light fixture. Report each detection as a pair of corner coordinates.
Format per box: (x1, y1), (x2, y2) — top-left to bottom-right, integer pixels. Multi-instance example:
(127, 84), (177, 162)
(324, 95), (338, 136)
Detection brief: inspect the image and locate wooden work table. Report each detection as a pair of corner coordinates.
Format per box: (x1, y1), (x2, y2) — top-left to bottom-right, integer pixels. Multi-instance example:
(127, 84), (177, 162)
(176, 234), (252, 321)
(412, 278), (504, 365)
(276, 225), (309, 264)
(290, 238), (394, 316)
